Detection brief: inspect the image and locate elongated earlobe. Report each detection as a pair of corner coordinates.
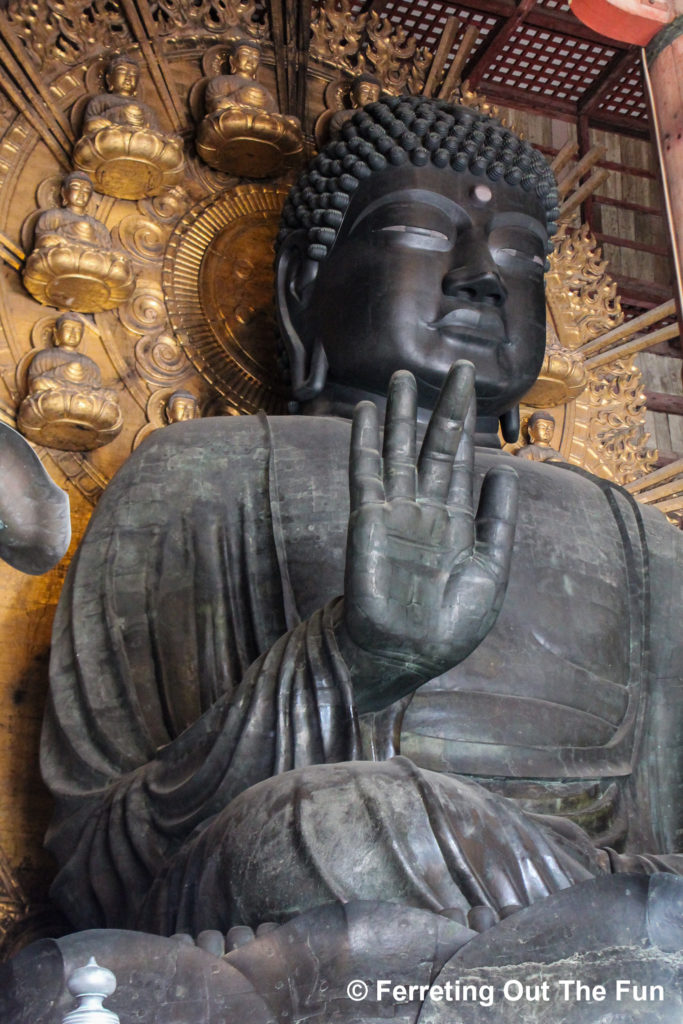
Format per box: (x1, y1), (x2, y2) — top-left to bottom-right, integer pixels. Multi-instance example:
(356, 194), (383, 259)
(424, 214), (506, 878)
(275, 233), (328, 401)
(500, 406), (520, 444)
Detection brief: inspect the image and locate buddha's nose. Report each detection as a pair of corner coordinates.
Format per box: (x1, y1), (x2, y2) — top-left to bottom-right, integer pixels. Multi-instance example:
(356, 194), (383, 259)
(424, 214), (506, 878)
(442, 263), (508, 307)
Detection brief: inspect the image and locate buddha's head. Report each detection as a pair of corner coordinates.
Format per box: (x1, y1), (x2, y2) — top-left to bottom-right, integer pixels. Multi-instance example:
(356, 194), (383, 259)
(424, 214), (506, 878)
(61, 172), (94, 213)
(106, 54), (139, 97)
(167, 390), (199, 423)
(230, 40), (261, 80)
(54, 314), (85, 351)
(527, 410), (556, 446)
(350, 74), (382, 110)
(276, 94), (558, 435)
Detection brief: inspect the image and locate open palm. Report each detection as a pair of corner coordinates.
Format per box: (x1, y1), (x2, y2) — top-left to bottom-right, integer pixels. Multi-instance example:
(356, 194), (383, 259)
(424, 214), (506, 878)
(344, 361), (518, 709)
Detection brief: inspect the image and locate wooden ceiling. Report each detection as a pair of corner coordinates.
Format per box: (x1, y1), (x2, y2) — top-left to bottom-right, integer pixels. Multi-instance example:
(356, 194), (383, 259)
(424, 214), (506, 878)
(351, 0), (649, 139)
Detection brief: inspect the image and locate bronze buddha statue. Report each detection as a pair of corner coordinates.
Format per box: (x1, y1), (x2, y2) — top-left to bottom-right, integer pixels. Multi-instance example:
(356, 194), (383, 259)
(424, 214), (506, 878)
(5, 94), (683, 1021)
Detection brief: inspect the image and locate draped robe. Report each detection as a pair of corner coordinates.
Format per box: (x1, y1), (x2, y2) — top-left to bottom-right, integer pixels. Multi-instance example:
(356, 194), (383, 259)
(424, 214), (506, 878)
(42, 413), (683, 932)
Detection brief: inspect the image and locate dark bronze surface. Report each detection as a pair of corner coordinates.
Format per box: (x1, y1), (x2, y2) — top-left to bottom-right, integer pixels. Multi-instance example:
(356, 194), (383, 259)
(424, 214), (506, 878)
(5, 96), (683, 1021)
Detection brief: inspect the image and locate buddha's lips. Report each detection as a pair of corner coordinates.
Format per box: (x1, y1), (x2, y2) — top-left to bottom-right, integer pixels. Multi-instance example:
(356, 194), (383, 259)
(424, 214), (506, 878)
(428, 308), (506, 341)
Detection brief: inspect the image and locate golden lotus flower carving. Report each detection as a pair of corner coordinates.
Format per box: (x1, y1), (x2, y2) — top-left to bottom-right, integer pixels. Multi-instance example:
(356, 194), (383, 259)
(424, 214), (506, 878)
(23, 243), (136, 313)
(18, 386), (123, 450)
(196, 106), (303, 178)
(73, 125), (185, 201)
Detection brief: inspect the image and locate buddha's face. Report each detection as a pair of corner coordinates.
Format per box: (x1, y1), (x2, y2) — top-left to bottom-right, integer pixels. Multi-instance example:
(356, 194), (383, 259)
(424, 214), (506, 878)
(168, 395), (198, 422)
(62, 177), (92, 211)
(528, 415), (555, 445)
(303, 163), (548, 416)
(352, 79), (381, 108)
(231, 46), (260, 78)
(108, 61), (138, 96)
(54, 317), (84, 350)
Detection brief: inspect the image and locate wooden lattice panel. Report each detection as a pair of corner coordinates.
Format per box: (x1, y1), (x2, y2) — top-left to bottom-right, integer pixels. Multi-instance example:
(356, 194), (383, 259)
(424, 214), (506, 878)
(592, 50), (648, 126)
(378, 0), (499, 53)
(535, 0), (572, 11)
(482, 23), (617, 103)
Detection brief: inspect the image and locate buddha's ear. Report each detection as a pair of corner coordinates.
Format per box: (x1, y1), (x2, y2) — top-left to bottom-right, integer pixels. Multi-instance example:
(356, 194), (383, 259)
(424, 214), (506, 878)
(275, 230), (328, 401)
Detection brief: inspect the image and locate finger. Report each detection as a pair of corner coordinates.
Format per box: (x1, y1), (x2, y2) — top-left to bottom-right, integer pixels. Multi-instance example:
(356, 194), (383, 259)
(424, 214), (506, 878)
(473, 465), (519, 585)
(447, 390), (475, 511)
(350, 400), (383, 509)
(418, 360), (475, 505)
(383, 370), (417, 501)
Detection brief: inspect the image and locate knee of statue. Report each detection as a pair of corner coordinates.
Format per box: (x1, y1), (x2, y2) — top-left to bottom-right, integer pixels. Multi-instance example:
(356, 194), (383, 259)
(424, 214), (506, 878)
(195, 38), (303, 178)
(23, 172), (136, 313)
(17, 313), (122, 451)
(73, 53), (185, 201)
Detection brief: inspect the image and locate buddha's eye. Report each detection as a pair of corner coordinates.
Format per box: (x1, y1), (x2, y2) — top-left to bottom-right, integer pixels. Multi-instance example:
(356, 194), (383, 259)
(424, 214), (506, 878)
(496, 247), (545, 267)
(489, 226), (545, 271)
(375, 224), (452, 252)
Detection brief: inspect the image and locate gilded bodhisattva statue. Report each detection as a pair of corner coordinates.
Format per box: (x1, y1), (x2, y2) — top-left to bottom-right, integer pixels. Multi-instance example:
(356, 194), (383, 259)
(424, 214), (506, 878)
(17, 314), (123, 451)
(73, 55), (185, 201)
(195, 38), (303, 178)
(5, 95), (683, 1022)
(515, 410), (564, 463)
(22, 172), (136, 313)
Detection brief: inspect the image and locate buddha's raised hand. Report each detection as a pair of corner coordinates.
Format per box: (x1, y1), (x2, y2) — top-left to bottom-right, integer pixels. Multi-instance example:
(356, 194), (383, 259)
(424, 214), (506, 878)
(338, 361), (518, 713)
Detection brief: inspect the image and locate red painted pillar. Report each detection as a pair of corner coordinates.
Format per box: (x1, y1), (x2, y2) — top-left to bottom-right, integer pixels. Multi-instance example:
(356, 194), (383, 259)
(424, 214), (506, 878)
(572, 0), (683, 314)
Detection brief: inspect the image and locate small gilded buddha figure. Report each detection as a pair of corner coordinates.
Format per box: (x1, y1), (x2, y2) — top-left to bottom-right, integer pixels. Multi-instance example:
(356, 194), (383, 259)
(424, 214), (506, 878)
(17, 313), (123, 451)
(73, 54), (184, 200)
(23, 171), (136, 313)
(324, 73), (383, 144)
(195, 38), (303, 178)
(166, 389), (199, 424)
(515, 410), (565, 463)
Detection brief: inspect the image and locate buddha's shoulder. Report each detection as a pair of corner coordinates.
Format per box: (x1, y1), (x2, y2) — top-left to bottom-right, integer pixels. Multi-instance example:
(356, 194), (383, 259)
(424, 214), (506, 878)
(109, 414), (349, 488)
(478, 449), (683, 558)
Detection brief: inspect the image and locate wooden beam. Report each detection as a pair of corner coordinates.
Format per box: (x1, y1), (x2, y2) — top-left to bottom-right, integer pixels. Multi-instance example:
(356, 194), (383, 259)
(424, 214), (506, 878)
(463, 0), (538, 90)
(584, 320), (680, 369)
(558, 168), (610, 221)
(550, 139), (578, 176)
(587, 110), (651, 139)
(643, 389), (683, 416)
(439, 23), (479, 100)
(424, 16), (460, 98)
(474, 81), (577, 119)
(455, 0), (630, 46)
(579, 298), (676, 356)
(612, 274), (674, 309)
(594, 231), (670, 257)
(557, 145), (606, 199)
(593, 194), (662, 216)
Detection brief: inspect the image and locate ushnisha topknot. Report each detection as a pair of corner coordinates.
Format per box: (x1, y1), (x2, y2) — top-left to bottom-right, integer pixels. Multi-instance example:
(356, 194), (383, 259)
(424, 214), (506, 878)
(278, 92), (560, 261)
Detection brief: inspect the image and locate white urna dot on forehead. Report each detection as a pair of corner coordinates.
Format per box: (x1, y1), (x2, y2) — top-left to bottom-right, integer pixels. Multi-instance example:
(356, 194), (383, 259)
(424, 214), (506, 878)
(472, 184), (493, 205)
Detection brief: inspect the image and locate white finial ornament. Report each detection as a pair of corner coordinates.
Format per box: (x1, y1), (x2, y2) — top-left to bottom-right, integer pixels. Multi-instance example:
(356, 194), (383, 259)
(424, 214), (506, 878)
(61, 957), (120, 1024)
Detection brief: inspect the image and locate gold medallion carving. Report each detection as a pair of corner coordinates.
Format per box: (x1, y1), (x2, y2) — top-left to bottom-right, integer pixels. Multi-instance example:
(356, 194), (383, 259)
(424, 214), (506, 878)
(163, 184), (290, 413)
